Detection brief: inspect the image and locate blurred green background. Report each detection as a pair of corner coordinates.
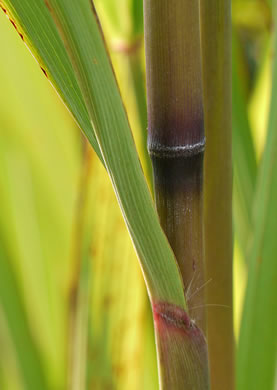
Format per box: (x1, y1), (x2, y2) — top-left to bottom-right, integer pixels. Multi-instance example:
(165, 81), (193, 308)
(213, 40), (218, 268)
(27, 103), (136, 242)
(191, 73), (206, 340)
(0, 0), (273, 389)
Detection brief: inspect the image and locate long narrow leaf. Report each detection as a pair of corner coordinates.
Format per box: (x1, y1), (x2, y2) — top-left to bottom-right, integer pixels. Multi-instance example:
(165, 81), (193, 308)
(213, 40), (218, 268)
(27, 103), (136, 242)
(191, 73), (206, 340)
(232, 32), (257, 259)
(1, 0), (103, 163)
(0, 239), (48, 390)
(53, 0), (185, 304)
(237, 3), (277, 388)
(12, 0), (185, 307)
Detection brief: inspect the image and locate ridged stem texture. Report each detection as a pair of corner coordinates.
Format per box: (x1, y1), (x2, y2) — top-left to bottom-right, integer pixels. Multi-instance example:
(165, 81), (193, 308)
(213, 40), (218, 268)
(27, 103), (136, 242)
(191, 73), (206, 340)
(200, 2), (235, 390)
(144, 0), (210, 388)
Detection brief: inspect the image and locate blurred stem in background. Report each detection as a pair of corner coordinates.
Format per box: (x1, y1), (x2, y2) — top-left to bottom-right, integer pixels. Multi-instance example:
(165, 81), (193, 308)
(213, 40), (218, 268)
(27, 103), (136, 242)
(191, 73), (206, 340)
(68, 140), (93, 390)
(200, 2), (234, 390)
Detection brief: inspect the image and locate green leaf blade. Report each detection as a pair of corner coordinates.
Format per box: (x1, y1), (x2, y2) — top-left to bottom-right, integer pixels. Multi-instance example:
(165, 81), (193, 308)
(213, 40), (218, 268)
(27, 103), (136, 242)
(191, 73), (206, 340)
(0, 240), (48, 390)
(42, 0), (186, 307)
(2, 0), (103, 163)
(232, 32), (257, 259)
(237, 3), (277, 388)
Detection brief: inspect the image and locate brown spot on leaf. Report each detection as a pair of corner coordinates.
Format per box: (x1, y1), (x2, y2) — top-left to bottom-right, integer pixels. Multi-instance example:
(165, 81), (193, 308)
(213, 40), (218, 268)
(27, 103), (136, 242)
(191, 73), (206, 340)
(9, 18), (17, 30)
(8, 17), (25, 41)
(0, 4), (7, 14)
(40, 66), (48, 78)
(43, 0), (51, 12)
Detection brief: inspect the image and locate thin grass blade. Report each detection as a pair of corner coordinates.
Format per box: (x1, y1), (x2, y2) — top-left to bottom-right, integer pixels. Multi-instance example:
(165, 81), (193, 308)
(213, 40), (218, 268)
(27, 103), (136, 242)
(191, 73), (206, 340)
(0, 239), (48, 390)
(1, 0), (103, 163)
(237, 3), (277, 388)
(43, 0), (185, 307)
(232, 32), (257, 259)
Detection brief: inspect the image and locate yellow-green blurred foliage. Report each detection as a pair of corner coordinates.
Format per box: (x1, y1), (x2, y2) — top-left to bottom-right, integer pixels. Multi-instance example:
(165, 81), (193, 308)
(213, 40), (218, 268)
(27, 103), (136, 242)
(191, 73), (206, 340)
(0, 7), (157, 390)
(232, 0), (272, 338)
(0, 0), (273, 389)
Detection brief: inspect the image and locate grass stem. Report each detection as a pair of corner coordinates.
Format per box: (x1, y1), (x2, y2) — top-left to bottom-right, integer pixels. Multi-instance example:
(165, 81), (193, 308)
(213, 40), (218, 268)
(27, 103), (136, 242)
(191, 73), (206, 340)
(144, 1), (210, 387)
(200, 2), (235, 389)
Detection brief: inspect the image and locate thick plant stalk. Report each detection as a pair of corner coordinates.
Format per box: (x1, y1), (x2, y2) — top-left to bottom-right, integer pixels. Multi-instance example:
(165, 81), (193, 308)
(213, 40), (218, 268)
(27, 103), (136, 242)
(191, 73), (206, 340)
(200, 2), (235, 390)
(144, 0), (206, 330)
(144, 0), (209, 388)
